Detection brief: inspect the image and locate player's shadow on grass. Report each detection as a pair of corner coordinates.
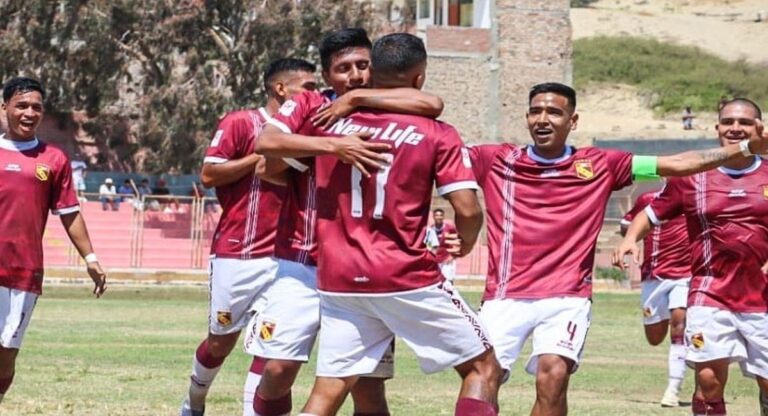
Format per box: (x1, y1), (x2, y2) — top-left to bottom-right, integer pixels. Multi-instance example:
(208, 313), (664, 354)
(624, 398), (692, 408)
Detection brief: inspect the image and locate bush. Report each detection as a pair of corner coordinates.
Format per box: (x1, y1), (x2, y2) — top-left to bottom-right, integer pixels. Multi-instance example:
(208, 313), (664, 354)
(594, 266), (627, 282)
(573, 36), (768, 114)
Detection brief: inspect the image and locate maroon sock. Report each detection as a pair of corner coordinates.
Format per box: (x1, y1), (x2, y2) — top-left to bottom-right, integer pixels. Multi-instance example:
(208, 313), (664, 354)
(692, 396), (726, 415)
(196, 339), (226, 368)
(0, 374), (13, 394)
(455, 397), (497, 416)
(250, 356), (266, 375)
(254, 391), (292, 416)
(671, 335), (684, 345)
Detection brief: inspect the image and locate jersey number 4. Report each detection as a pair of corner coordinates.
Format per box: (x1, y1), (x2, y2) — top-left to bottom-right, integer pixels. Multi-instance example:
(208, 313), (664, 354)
(351, 154), (394, 219)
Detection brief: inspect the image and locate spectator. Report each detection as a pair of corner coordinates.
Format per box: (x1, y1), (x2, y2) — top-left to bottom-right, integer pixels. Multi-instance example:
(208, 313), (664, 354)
(137, 179), (152, 196)
(117, 179), (134, 198)
(70, 159), (87, 202)
(682, 106), (695, 130)
(98, 178), (119, 211)
(152, 178), (179, 212)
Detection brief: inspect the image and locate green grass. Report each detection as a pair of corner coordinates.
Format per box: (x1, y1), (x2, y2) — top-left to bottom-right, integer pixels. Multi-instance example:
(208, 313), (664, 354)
(573, 36), (768, 114)
(1, 285), (761, 415)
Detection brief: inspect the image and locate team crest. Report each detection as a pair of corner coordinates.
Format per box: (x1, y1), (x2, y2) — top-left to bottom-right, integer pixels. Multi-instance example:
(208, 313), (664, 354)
(216, 311), (232, 326)
(691, 333), (705, 349)
(260, 320), (276, 341)
(574, 159), (594, 180)
(762, 185), (768, 199)
(35, 164), (50, 181)
(642, 307), (652, 318)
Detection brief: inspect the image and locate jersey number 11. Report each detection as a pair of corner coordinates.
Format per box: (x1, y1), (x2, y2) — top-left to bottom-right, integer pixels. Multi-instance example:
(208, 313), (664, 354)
(351, 154), (394, 219)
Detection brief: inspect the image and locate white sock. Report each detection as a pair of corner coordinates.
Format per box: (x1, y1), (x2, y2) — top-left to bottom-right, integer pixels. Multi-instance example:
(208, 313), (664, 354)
(242, 371), (263, 416)
(188, 356), (222, 410)
(667, 343), (686, 392)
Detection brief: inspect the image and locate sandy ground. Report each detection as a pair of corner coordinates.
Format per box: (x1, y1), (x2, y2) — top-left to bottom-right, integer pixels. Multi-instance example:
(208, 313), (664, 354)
(571, 0), (767, 141)
(572, 0), (768, 64)
(571, 84), (719, 145)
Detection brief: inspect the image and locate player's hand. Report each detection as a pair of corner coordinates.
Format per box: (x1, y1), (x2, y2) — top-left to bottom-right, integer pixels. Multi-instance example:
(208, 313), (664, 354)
(311, 96), (354, 130)
(749, 119), (768, 155)
(761, 260), (768, 275)
(86, 262), (107, 298)
(331, 132), (392, 177)
(253, 154), (267, 176)
(611, 240), (640, 271)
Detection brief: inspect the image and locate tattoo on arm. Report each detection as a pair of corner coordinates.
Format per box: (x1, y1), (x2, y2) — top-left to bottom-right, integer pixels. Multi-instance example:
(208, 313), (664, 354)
(698, 148), (729, 164)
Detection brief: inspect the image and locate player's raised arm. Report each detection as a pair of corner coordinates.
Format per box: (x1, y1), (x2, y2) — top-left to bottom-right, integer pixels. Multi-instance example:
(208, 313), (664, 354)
(201, 153), (264, 188)
(443, 189), (483, 258)
(311, 88), (444, 129)
(59, 212), (107, 297)
(652, 119), (768, 176)
(612, 210), (653, 272)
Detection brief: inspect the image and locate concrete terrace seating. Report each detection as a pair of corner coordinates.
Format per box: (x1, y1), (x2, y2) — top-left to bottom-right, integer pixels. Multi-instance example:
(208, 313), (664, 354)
(43, 201), (217, 270)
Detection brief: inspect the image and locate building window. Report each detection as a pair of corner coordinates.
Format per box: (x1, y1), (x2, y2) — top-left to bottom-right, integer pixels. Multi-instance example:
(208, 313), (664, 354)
(417, 0), (489, 29)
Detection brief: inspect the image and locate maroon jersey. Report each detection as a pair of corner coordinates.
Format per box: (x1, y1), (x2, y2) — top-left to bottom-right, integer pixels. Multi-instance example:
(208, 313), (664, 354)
(427, 222), (458, 263)
(647, 158), (768, 313)
(0, 136), (79, 294)
(267, 91), (333, 265)
(622, 191), (691, 281)
(307, 111), (478, 293)
(470, 144), (634, 301)
(204, 109), (285, 260)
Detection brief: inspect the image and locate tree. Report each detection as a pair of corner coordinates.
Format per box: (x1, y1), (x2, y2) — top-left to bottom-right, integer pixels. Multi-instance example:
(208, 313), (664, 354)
(0, 0), (376, 173)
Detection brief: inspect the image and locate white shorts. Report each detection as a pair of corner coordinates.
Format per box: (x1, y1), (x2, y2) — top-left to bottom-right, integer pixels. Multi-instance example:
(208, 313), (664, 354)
(439, 260), (456, 282)
(685, 306), (768, 379)
(208, 256), (279, 335)
(0, 288), (38, 349)
(315, 281), (492, 378)
(479, 297), (591, 375)
(243, 259), (319, 361)
(640, 278), (690, 325)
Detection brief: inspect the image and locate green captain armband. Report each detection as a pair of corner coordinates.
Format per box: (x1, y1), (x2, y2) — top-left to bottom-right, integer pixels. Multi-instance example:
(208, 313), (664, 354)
(631, 155), (659, 182)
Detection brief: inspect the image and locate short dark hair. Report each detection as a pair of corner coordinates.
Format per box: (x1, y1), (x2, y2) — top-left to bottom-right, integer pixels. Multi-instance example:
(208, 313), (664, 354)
(3, 77), (45, 102)
(371, 33), (426, 75)
(262, 58), (316, 93)
(319, 28), (372, 72)
(529, 82), (576, 111)
(719, 98), (763, 120)
(433, 208), (445, 215)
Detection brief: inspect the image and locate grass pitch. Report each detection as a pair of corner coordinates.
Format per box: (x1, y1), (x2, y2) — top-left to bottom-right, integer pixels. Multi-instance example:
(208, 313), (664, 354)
(2, 285), (760, 415)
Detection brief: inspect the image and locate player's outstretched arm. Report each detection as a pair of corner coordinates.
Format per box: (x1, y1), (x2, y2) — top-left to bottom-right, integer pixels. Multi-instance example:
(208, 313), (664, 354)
(200, 153), (265, 188)
(656, 119), (768, 176)
(612, 210), (653, 271)
(256, 125), (392, 177)
(443, 189), (483, 257)
(311, 88), (444, 129)
(60, 212), (107, 297)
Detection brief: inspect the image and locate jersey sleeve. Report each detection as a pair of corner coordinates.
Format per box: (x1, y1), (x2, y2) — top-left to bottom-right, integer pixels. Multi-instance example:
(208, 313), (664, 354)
(266, 91), (325, 135)
(204, 113), (252, 164)
(434, 126), (479, 196)
(645, 179), (683, 226)
(605, 149), (634, 190)
(51, 154), (80, 215)
(467, 144), (502, 185)
(621, 192), (653, 225)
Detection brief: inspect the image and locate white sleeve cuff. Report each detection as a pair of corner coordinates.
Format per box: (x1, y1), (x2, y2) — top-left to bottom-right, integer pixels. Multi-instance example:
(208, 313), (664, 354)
(437, 181), (480, 196)
(52, 205), (81, 215)
(283, 158), (309, 172)
(203, 156), (228, 164)
(644, 205), (662, 226)
(267, 118), (292, 134)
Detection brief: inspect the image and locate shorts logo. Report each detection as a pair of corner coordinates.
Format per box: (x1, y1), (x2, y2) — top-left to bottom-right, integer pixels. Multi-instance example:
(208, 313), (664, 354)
(643, 307), (652, 318)
(216, 311), (232, 326)
(691, 333), (705, 349)
(574, 159), (594, 180)
(260, 320), (276, 341)
(35, 164), (50, 181)
(762, 185), (768, 199)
